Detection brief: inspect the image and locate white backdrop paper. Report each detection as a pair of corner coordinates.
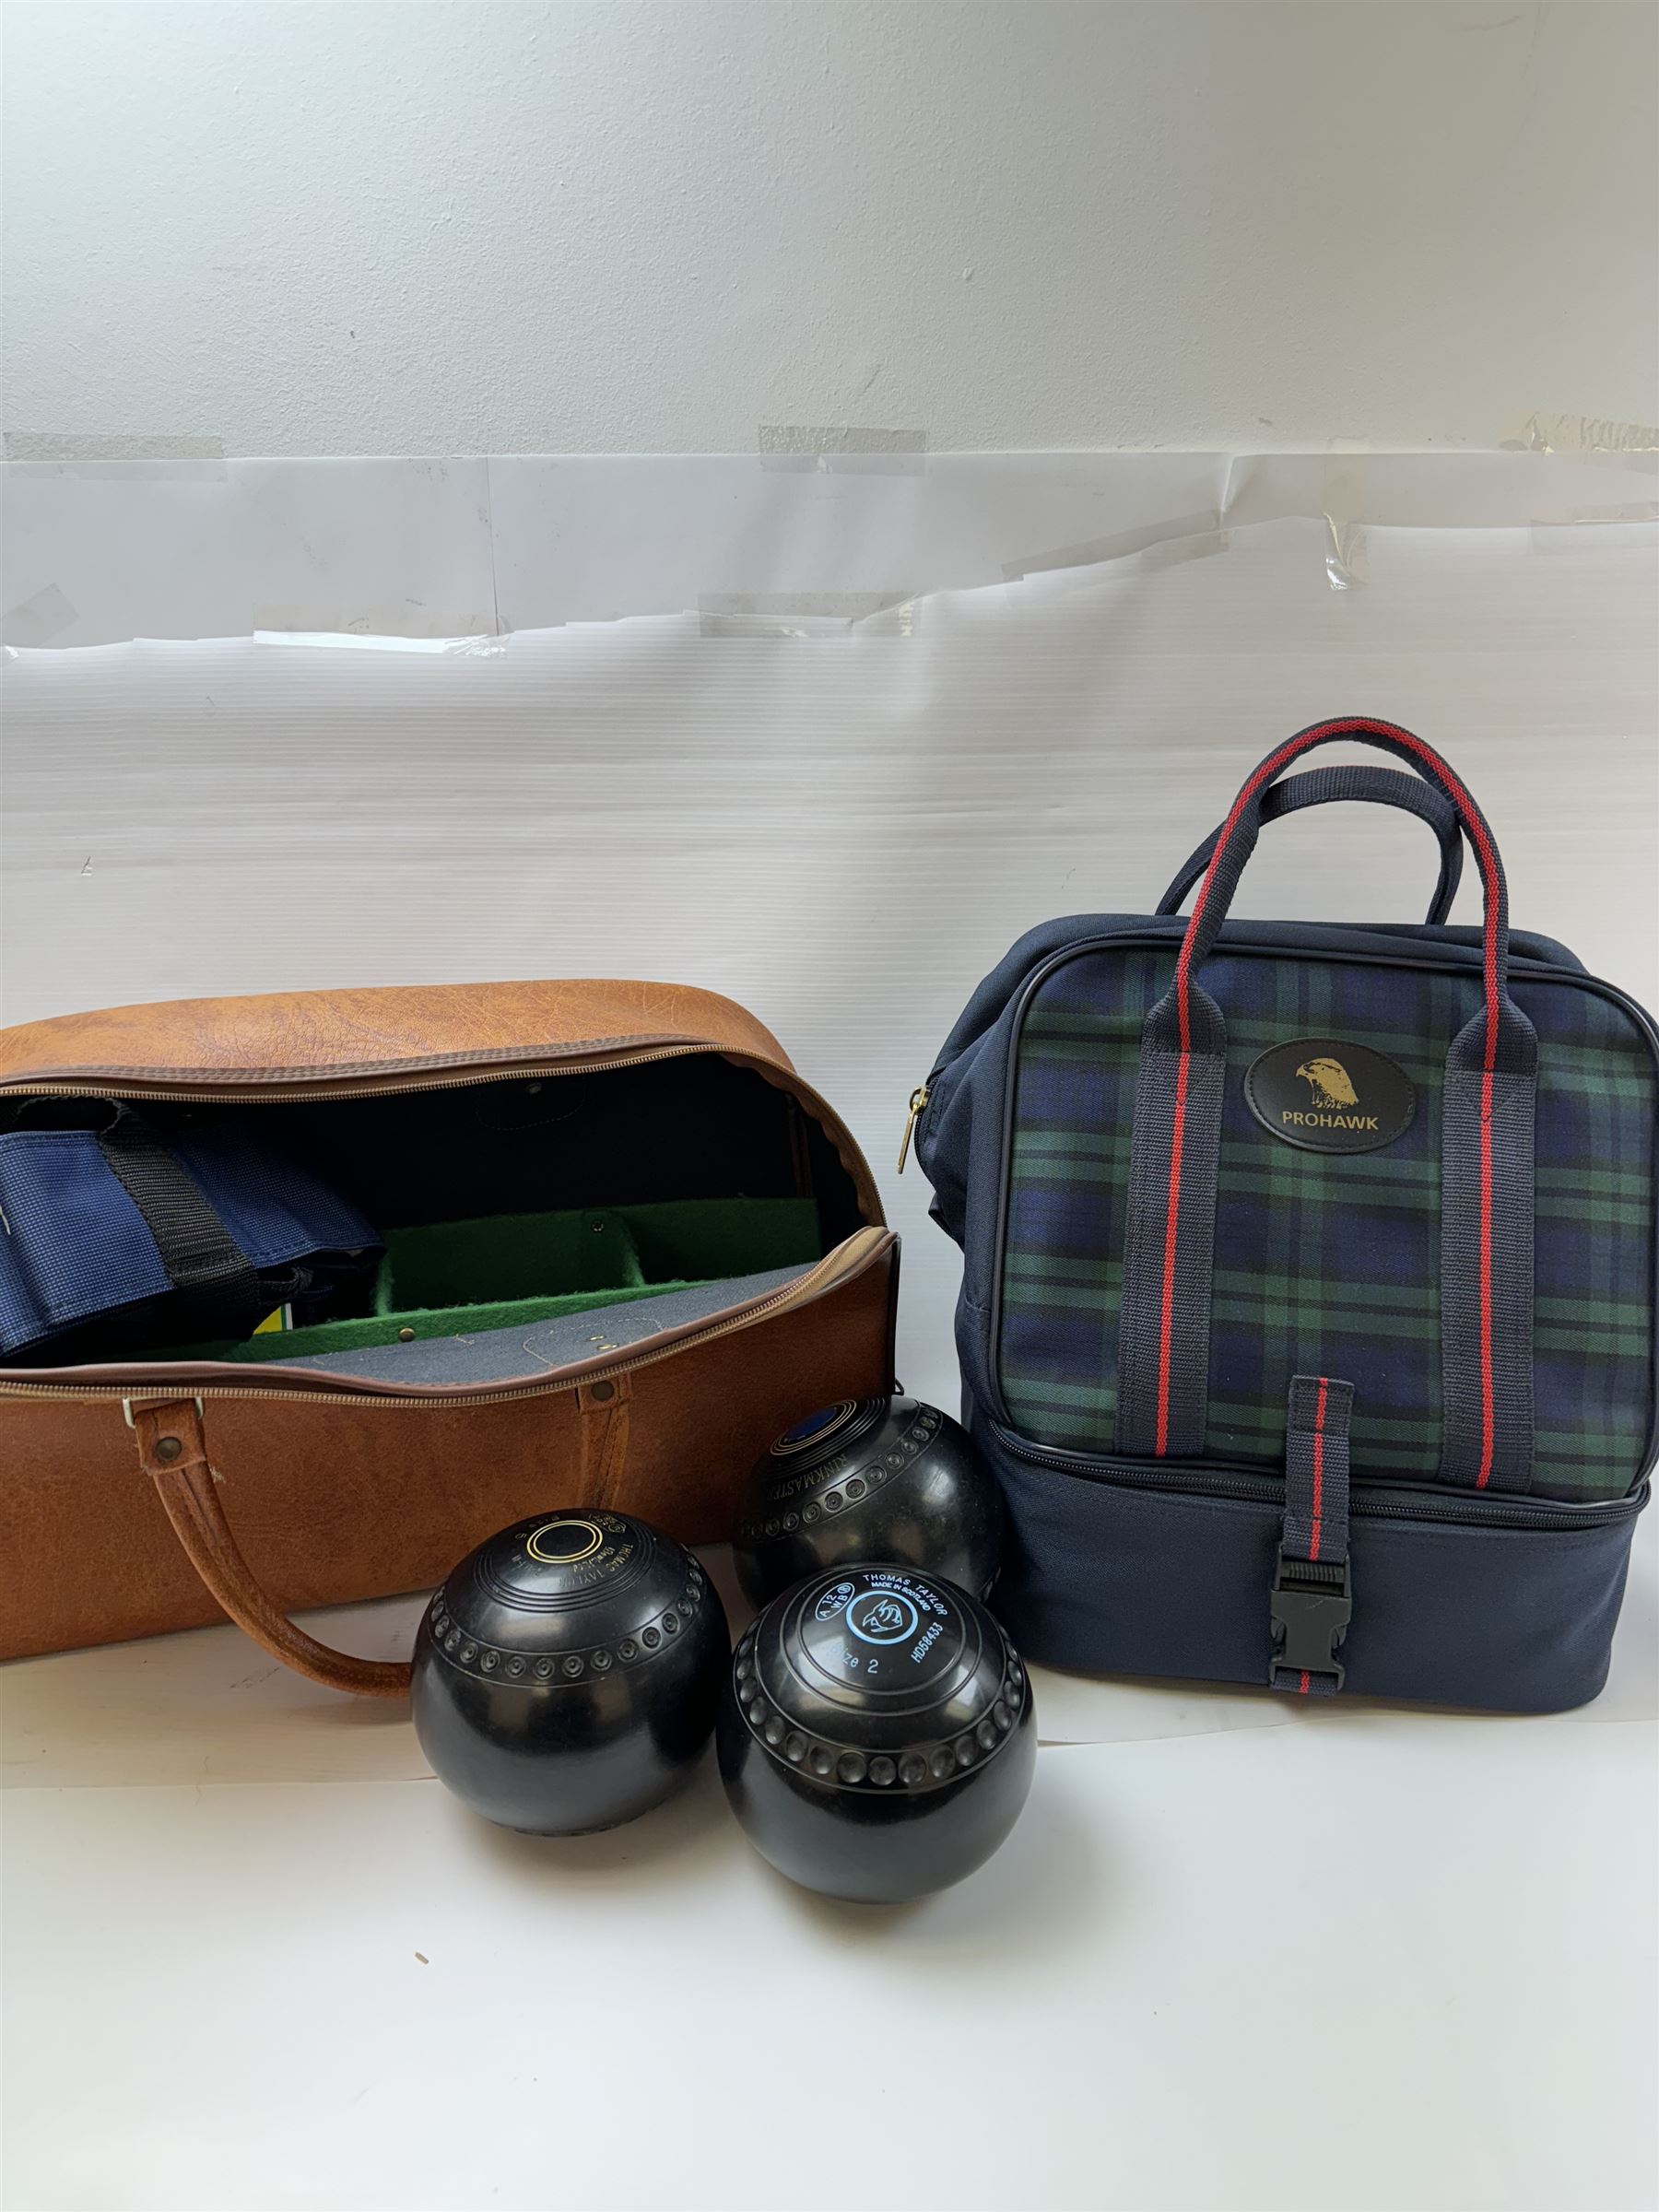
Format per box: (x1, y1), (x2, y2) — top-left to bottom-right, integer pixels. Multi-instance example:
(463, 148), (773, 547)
(4, 455), (1658, 2212)
(5, 448), (1656, 645)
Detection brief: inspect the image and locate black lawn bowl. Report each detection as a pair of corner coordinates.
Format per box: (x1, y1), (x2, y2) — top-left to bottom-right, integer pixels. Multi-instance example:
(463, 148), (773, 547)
(413, 1510), (728, 1834)
(718, 1564), (1036, 1903)
(733, 1396), (1005, 1608)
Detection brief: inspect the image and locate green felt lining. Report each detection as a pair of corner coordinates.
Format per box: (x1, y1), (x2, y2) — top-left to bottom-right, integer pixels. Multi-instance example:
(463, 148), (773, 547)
(190, 1196), (821, 1364)
(378, 1207), (647, 1309)
(218, 1277), (716, 1363)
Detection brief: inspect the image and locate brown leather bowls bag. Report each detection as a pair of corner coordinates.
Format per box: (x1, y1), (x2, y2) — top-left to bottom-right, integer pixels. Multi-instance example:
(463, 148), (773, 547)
(0, 982), (896, 1694)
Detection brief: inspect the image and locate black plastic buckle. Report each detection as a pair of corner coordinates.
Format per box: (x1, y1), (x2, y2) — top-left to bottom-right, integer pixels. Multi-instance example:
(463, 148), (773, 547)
(1270, 1556), (1352, 1688)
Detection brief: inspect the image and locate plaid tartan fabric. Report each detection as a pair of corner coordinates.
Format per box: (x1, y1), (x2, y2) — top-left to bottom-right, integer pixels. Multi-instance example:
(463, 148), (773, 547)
(999, 942), (1656, 1501)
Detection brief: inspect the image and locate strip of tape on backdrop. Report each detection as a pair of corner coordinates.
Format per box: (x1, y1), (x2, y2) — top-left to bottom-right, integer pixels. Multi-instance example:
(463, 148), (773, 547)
(757, 424), (928, 476)
(3, 432), (229, 481)
(1502, 412), (1659, 540)
(1, 582), (78, 647)
(1500, 410), (1659, 464)
(1320, 459), (1370, 592)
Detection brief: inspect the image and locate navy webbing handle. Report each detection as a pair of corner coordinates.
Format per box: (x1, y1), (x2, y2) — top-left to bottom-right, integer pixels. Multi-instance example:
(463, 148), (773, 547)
(1113, 718), (1537, 1493)
(96, 1106), (268, 1337)
(1157, 765), (1465, 925)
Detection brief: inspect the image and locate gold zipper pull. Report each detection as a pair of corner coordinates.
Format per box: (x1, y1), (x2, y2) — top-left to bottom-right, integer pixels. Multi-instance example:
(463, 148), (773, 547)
(897, 1085), (930, 1174)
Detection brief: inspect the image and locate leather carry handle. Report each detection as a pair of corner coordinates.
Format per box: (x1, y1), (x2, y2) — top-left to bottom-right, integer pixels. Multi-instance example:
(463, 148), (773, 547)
(129, 1380), (636, 1695)
(1113, 717), (1536, 1493)
(1156, 764), (1465, 925)
(130, 1400), (412, 1698)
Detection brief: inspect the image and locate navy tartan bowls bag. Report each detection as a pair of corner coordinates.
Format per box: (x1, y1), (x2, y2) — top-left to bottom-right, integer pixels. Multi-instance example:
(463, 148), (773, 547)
(912, 718), (1655, 1711)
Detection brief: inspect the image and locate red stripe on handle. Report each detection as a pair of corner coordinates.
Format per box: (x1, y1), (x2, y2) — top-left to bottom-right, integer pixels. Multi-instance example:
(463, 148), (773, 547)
(1155, 719), (1504, 1476)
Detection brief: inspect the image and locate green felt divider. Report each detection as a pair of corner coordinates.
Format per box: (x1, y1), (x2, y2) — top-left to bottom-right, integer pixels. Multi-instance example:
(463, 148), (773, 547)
(180, 1196), (822, 1365)
(381, 1195), (817, 1308)
(621, 1198), (821, 1282)
(216, 1276), (717, 1364)
(380, 1207), (646, 1310)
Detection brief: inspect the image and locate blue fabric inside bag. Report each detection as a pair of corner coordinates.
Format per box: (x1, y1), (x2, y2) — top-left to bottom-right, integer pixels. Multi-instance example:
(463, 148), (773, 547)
(0, 1118), (378, 1354)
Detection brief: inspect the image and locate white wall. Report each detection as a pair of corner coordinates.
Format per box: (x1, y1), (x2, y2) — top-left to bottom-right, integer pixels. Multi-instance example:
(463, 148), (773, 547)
(4, 0), (1654, 457)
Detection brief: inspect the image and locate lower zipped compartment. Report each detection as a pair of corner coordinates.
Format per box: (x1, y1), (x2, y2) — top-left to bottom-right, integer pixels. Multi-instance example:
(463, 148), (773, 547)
(977, 1422), (1648, 1713)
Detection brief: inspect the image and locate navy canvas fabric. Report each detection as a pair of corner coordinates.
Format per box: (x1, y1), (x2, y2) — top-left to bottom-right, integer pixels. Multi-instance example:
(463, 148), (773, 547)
(919, 909), (1656, 1709)
(0, 1122), (376, 1352)
(997, 937), (1655, 1500)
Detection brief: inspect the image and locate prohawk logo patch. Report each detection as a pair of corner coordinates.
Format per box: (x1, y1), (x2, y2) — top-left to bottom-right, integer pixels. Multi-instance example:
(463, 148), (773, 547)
(1245, 1039), (1416, 1155)
(1282, 1055), (1380, 1132)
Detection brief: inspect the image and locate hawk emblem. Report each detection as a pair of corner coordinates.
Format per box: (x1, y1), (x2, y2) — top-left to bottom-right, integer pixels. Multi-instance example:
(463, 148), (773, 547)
(1295, 1056), (1359, 1111)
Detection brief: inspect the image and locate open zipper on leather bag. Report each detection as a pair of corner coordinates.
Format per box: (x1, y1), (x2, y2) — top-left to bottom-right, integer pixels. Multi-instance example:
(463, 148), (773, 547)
(990, 1422), (1649, 1531)
(0, 1041), (890, 1411)
(0, 1227), (893, 1412)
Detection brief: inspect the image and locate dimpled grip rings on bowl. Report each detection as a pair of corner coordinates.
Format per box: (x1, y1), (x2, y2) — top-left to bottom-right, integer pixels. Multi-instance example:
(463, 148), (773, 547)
(413, 1509), (728, 1835)
(733, 1396), (1005, 1608)
(717, 1563), (1036, 1902)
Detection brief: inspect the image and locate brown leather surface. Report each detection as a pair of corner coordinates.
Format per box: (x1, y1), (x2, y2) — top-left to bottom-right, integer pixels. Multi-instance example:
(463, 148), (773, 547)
(0, 1238), (898, 1667)
(0, 978), (793, 1088)
(0, 976), (883, 1231)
